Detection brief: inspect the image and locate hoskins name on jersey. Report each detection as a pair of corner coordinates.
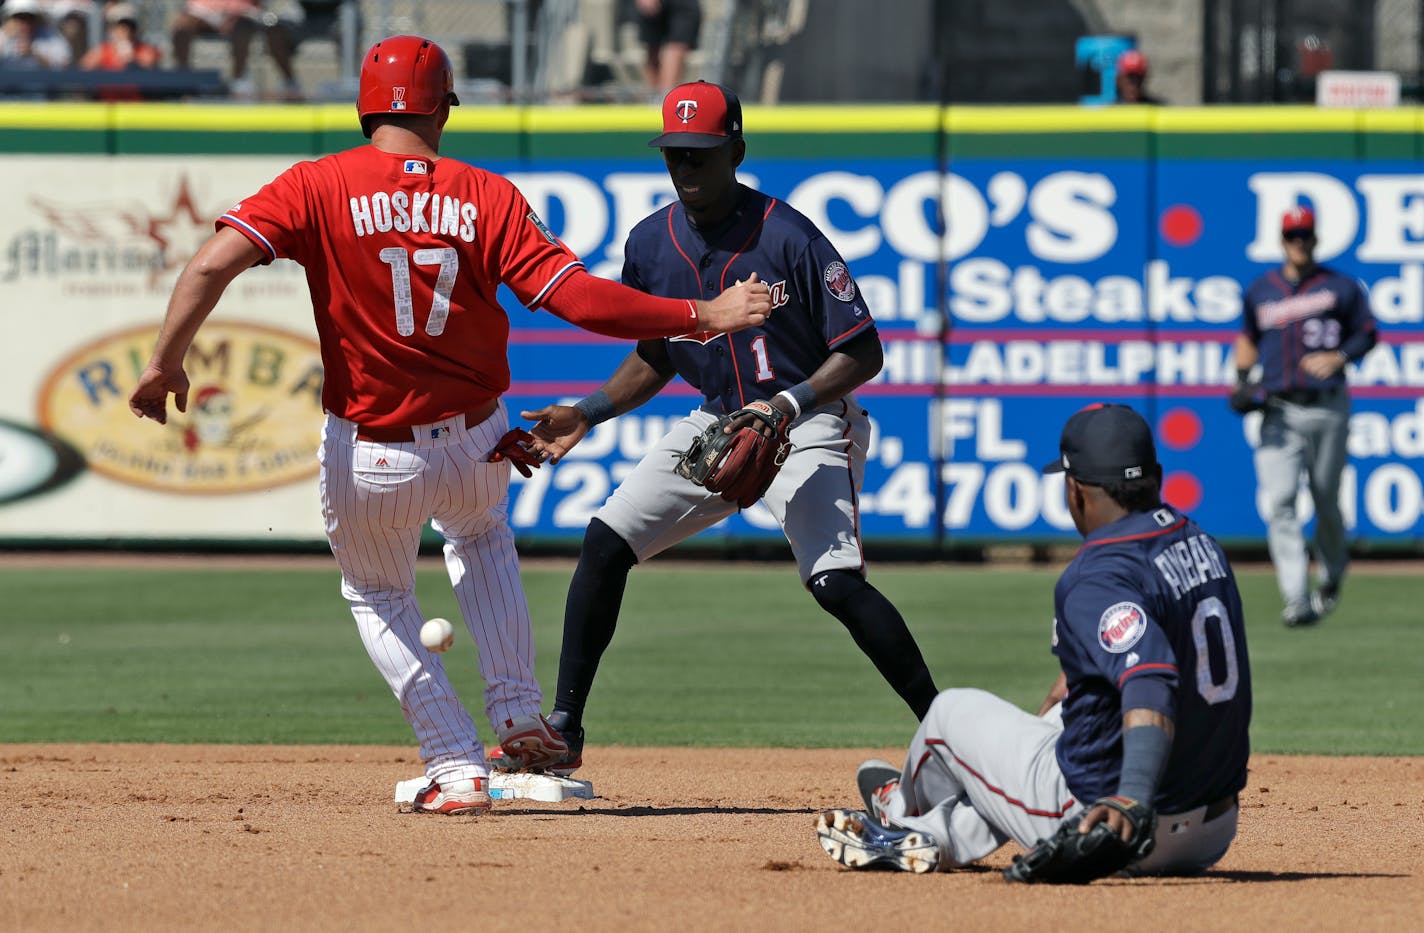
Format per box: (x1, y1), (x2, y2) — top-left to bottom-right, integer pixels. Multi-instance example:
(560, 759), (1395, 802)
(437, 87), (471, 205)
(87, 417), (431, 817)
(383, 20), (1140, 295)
(348, 190), (478, 242)
(1153, 532), (1229, 600)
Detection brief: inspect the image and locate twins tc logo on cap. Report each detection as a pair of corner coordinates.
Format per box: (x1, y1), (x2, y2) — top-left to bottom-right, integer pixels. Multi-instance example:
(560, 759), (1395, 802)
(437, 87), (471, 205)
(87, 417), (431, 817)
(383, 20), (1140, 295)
(391, 86), (407, 111)
(675, 99), (698, 122)
(1098, 602), (1148, 653)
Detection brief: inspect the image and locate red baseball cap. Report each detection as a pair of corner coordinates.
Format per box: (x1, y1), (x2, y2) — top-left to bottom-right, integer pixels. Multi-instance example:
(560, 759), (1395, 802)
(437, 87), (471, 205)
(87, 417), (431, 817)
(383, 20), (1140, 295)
(1282, 206), (1316, 234)
(1118, 49), (1149, 76)
(648, 81), (743, 148)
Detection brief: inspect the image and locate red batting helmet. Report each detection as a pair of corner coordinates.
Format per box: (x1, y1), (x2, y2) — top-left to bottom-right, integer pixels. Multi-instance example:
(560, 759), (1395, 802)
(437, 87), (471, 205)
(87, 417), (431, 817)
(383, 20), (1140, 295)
(1118, 49), (1149, 76)
(357, 35), (459, 138)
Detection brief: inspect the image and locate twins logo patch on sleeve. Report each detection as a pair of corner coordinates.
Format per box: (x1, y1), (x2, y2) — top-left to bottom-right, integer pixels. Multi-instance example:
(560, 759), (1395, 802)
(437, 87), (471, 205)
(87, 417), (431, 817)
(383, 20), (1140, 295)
(1098, 602), (1147, 653)
(823, 261), (856, 301)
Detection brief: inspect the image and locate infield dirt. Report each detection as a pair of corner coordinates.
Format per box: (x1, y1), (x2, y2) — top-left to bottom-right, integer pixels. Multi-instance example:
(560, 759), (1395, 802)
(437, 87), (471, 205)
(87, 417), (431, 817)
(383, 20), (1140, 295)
(1, 745), (1419, 932)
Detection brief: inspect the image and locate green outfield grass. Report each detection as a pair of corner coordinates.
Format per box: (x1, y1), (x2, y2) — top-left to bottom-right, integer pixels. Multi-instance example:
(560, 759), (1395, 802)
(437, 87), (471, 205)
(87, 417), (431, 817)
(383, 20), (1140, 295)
(0, 561), (1418, 755)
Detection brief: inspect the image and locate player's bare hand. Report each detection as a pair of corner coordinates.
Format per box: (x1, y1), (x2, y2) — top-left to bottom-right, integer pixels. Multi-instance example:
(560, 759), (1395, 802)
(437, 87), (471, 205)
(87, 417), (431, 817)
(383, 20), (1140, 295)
(1036, 672), (1068, 717)
(128, 364), (190, 424)
(699, 271), (770, 334)
(1078, 800), (1138, 844)
(520, 404), (592, 464)
(1300, 350), (1346, 379)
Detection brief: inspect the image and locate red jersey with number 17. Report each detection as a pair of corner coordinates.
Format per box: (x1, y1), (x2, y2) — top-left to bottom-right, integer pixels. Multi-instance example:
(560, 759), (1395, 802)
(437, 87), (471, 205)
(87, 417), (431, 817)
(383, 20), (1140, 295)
(217, 146), (583, 429)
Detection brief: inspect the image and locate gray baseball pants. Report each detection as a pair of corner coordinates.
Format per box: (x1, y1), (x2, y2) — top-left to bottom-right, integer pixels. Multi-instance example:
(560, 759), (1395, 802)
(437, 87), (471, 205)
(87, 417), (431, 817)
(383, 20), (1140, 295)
(886, 688), (1237, 875)
(1253, 390), (1351, 616)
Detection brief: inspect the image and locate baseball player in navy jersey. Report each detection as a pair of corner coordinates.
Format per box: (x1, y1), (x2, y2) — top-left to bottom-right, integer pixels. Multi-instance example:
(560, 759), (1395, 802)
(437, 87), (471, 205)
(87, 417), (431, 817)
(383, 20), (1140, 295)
(499, 80), (939, 774)
(817, 405), (1252, 878)
(1233, 206), (1379, 627)
(128, 42), (770, 814)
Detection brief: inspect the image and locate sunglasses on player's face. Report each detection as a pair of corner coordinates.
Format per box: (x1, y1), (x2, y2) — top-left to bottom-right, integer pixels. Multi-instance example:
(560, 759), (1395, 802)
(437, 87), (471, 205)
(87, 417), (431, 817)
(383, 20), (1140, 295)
(1283, 230), (1315, 243)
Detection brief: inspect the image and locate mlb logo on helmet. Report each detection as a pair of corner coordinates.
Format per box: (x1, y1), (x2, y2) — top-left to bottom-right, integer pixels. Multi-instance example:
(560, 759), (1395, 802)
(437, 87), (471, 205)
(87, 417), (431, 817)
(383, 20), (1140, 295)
(391, 86), (407, 111)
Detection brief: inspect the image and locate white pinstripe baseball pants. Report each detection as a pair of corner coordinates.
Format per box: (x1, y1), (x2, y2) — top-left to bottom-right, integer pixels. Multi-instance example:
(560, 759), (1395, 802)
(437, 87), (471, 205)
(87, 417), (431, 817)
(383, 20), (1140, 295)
(318, 402), (544, 784)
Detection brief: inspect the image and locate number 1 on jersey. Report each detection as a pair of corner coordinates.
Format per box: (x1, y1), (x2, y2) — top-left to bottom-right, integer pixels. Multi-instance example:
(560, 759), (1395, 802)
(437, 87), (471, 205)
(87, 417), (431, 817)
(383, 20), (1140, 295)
(750, 335), (775, 382)
(379, 246), (458, 337)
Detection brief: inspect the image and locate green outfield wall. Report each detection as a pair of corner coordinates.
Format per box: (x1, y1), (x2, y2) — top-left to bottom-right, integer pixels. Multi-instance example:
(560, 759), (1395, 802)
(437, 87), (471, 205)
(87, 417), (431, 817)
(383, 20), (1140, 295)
(2, 103), (1421, 159)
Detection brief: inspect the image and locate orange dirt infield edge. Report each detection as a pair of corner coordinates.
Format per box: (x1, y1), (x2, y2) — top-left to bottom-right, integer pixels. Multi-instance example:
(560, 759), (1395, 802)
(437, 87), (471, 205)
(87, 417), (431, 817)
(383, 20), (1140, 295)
(1, 745), (1421, 932)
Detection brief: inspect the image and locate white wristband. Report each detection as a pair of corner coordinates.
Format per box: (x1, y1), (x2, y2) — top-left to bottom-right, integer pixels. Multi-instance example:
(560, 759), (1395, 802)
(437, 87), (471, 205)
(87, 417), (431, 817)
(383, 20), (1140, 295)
(775, 390), (802, 419)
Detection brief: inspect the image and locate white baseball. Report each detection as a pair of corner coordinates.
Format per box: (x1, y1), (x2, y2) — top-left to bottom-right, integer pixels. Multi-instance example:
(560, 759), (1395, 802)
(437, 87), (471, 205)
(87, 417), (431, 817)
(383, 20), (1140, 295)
(419, 617), (455, 653)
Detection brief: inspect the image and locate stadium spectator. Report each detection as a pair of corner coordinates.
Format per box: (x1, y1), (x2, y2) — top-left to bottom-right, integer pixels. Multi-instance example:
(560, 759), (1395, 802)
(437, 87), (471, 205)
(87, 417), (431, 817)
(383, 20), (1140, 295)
(631, 0), (700, 98)
(47, 0), (95, 62)
(79, 3), (159, 71)
(170, 0), (299, 100)
(0, 0), (73, 68)
(1115, 49), (1163, 105)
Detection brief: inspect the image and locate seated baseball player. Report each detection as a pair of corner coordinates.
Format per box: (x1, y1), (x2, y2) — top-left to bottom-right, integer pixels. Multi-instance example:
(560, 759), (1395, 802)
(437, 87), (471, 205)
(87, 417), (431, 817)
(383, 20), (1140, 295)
(816, 404), (1252, 882)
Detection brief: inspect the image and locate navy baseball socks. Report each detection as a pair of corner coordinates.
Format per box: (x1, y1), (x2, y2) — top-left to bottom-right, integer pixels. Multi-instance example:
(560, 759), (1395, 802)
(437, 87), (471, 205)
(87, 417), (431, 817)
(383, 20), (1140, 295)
(815, 808), (939, 873)
(809, 569), (938, 718)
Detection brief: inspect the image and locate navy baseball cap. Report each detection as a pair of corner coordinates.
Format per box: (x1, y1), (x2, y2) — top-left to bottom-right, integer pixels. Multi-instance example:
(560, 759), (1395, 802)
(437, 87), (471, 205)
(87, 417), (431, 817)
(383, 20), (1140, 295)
(1041, 404), (1159, 485)
(649, 81), (743, 148)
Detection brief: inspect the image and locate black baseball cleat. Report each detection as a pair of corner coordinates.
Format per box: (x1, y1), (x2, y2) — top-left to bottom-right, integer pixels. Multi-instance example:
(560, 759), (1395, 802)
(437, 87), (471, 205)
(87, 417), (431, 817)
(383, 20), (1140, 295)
(1282, 606), (1320, 628)
(544, 709), (585, 777)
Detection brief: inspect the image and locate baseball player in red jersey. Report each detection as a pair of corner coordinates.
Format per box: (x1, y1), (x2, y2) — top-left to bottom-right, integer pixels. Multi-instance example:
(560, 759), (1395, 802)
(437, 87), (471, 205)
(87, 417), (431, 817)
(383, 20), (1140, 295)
(128, 36), (771, 815)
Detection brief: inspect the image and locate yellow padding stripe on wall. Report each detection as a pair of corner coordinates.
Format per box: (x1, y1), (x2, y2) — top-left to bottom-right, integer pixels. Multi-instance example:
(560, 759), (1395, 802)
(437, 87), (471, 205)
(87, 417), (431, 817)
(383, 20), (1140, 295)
(0, 103), (1419, 134)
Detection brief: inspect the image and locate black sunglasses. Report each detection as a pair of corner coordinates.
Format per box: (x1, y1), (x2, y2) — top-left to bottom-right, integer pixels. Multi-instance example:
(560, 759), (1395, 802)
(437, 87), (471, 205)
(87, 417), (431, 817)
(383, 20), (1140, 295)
(1283, 230), (1314, 242)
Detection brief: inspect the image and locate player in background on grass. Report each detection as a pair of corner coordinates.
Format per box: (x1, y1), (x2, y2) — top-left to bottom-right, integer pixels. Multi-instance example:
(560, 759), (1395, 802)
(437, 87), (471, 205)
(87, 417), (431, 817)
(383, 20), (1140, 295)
(495, 80), (939, 777)
(128, 37), (771, 815)
(816, 404), (1251, 880)
(1232, 206), (1379, 628)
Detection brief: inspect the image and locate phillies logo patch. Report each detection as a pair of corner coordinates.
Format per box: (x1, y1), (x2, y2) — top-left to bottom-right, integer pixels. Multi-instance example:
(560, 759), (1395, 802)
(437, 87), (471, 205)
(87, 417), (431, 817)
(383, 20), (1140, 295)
(391, 86), (407, 111)
(675, 99), (698, 122)
(823, 261), (856, 302)
(1098, 602), (1148, 653)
